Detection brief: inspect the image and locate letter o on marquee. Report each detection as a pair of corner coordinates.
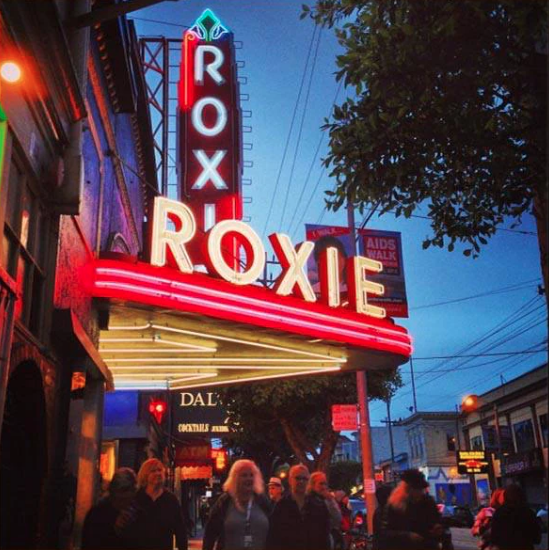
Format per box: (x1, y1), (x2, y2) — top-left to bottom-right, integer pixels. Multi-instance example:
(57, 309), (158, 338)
(207, 220), (266, 285)
(191, 97), (228, 137)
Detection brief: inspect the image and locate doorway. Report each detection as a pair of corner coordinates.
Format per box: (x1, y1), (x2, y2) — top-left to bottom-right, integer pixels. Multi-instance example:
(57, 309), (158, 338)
(0, 361), (48, 549)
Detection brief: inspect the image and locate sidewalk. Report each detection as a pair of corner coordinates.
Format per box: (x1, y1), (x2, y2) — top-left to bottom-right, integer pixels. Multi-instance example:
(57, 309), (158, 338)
(451, 527), (548, 550)
(188, 527), (548, 550)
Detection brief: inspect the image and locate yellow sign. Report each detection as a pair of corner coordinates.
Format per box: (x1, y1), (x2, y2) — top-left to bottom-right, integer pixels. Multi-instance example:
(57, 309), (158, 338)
(456, 450), (490, 474)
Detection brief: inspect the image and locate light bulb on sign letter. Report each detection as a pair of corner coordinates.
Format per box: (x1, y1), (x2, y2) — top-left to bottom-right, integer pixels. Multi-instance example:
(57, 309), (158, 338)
(319, 247), (341, 307)
(206, 220), (265, 285)
(194, 45), (225, 86)
(191, 97), (227, 137)
(150, 197), (196, 273)
(192, 150), (227, 190)
(348, 256), (386, 318)
(269, 234), (316, 302)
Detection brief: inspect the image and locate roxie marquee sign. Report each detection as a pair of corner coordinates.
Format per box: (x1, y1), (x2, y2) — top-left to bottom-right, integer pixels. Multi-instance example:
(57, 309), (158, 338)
(151, 196), (386, 319)
(179, 9), (243, 261)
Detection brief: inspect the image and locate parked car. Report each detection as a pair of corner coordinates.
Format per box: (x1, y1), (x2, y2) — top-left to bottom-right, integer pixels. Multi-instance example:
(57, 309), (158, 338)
(537, 505), (548, 533)
(349, 498), (367, 530)
(437, 504), (475, 528)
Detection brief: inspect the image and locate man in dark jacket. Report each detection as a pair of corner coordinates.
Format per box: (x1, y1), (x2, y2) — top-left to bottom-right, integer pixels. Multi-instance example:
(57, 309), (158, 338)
(491, 484), (541, 550)
(267, 464), (331, 550)
(379, 469), (443, 550)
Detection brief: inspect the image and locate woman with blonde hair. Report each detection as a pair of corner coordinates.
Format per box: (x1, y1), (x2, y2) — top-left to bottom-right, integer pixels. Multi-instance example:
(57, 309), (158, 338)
(203, 459), (271, 550)
(118, 458), (187, 549)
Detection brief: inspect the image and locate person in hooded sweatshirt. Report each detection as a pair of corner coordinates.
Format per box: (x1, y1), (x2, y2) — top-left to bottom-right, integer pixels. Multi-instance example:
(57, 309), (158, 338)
(490, 484), (541, 550)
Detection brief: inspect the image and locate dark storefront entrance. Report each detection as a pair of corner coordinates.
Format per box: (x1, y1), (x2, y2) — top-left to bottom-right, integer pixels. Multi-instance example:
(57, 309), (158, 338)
(0, 361), (47, 548)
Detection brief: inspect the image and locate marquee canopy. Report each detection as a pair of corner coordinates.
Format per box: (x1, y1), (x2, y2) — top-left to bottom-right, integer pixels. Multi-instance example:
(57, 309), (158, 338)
(89, 258), (413, 390)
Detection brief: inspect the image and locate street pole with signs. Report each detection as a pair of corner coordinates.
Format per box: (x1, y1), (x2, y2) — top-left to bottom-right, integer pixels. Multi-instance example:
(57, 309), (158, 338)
(348, 201), (377, 536)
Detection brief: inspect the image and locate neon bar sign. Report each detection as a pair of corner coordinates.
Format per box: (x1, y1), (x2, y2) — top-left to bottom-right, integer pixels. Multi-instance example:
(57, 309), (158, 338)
(151, 196), (386, 319)
(179, 9), (242, 263)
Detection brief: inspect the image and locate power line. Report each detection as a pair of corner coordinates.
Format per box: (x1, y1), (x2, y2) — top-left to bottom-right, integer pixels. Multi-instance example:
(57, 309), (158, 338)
(412, 348), (548, 361)
(260, 24), (318, 240)
(417, 343), (547, 410)
(369, 296), (546, 415)
(288, 82), (343, 239)
(277, 28), (322, 231)
(129, 17), (190, 29)
(411, 279), (541, 310)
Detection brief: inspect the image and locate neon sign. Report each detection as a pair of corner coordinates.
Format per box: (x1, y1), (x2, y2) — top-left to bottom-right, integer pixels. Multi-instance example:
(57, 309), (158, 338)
(179, 9), (242, 263)
(150, 196), (387, 318)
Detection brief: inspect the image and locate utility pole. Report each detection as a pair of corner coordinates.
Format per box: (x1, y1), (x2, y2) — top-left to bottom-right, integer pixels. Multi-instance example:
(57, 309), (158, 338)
(348, 201), (377, 536)
(454, 404), (462, 449)
(410, 356), (418, 413)
(386, 399), (395, 467)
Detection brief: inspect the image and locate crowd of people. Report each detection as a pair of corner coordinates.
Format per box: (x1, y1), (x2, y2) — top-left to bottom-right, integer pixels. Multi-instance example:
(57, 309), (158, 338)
(82, 458), (542, 550)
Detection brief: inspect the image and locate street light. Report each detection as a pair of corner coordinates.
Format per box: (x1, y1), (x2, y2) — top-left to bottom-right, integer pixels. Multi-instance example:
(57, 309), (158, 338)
(0, 61), (22, 84)
(461, 394), (479, 412)
(462, 393), (503, 491)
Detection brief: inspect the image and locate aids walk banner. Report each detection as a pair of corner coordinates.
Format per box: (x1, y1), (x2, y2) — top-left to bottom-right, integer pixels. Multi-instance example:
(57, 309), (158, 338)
(305, 224), (409, 318)
(360, 229), (408, 318)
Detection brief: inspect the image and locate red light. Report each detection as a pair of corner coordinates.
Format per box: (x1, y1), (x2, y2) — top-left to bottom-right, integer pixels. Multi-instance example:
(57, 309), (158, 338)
(0, 61), (22, 83)
(180, 31), (197, 110)
(211, 448), (227, 470)
(354, 515), (363, 526)
(149, 399), (168, 424)
(86, 259), (413, 357)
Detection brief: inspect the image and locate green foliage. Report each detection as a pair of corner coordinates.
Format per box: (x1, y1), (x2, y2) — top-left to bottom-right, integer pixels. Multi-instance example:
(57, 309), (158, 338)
(218, 369), (401, 471)
(328, 460), (363, 493)
(303, 1), (547, 259)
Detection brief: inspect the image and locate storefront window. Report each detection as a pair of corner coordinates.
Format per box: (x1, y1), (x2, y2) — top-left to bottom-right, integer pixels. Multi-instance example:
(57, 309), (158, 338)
(539, 414), (548, 448)
(470, 435), (483, 450)
(513, 419), (536, 452)
(1, 156), (49, 338)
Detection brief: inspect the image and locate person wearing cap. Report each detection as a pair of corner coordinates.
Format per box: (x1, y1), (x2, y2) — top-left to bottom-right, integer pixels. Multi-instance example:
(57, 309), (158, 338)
(267, 477), (284, 504)
(378, 469), (443, 550)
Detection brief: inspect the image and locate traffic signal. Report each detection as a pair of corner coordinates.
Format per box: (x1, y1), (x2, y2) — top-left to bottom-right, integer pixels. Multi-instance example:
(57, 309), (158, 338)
(149, 399), (168, 424)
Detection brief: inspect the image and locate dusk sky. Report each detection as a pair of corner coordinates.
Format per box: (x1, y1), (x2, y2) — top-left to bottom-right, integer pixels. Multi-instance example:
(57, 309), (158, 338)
(131, 0), (547, 425)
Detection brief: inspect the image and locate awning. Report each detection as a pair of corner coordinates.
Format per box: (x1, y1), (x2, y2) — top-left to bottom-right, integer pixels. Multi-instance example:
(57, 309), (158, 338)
(88, 259), (413, 390)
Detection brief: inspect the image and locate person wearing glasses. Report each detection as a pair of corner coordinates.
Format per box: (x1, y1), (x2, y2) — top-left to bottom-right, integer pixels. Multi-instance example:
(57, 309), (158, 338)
(267, 465), (331, 550)
(203, 459), (272, 550)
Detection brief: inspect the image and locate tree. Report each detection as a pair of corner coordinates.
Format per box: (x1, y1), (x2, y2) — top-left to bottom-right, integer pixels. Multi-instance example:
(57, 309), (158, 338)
(303, 1), (547, 301)
(218, 370), (401, 473)
(328, 460), (363, 493)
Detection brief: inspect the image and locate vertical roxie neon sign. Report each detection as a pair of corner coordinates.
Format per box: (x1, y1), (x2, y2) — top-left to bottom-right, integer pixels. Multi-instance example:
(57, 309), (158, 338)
(179, 9), (242, 264)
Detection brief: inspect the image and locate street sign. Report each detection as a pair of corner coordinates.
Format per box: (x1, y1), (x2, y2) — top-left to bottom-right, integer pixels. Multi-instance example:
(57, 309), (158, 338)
(364, 478), (376, 494)
(332, 404), (358, 431)
(456, 450), (490, 474)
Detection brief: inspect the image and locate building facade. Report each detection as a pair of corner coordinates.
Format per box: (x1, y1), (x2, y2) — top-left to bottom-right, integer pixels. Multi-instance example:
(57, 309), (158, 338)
(400, 411), (471, 505)
(333, 426), (410, 483)
(0, 1), (156, 548)
(461, 364), (547, 508)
